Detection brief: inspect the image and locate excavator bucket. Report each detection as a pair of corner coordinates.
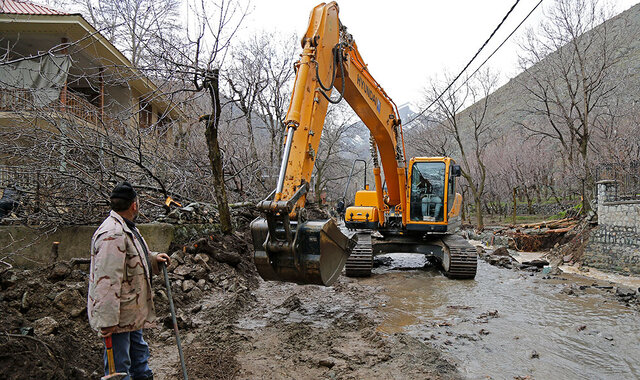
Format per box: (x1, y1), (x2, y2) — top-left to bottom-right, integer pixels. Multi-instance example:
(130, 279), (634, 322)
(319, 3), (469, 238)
(251, 217), (355, 286)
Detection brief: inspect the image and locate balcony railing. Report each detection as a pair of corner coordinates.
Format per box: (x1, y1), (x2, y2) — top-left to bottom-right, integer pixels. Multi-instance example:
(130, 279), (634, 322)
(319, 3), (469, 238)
(0, 88), (122, 134)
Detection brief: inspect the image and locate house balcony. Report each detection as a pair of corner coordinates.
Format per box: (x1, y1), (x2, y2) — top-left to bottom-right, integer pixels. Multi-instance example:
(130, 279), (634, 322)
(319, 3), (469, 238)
(0, 87), (123, 134)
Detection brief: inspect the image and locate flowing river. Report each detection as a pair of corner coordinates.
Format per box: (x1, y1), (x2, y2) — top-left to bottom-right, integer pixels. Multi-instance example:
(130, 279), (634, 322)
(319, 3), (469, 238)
(364, 255), (640, 379)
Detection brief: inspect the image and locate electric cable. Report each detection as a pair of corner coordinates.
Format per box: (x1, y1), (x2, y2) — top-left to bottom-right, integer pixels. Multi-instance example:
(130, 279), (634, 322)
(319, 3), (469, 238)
(447, 0), (544, 104)
(405, 0), (530, 125)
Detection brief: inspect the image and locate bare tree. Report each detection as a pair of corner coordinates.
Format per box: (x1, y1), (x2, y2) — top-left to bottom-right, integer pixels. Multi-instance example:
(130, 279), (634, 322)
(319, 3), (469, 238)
(66, 0), (182, 70)
(420, 69), (499, 230)
(312, 103), (358, 204)
(517, 0), (631, 212)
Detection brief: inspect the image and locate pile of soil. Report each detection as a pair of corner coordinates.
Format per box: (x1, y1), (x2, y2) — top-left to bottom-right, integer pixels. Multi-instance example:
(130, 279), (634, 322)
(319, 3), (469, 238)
(0, 265), (102, 379)
(0, 224), (259, 380)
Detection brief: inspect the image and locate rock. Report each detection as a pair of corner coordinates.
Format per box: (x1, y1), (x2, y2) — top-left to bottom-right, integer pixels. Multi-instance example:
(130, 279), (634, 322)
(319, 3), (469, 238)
(53, 288), (86, 317)
(530, 350), (539, 359)
(194, 253), (210, 264)
(492, 247), (510, 256)
(174, 265), (195, 277)
(0, 270), (18, 289)
(196, 279), (206, 289)
(318, 358), (336, 368)
(214, 251), (242, 266)
(156, 289), (168, 303)
(603, 335), (614, 341)
(167, 209), (181, 220)
(190, 304), (203, 313)
(577, 325), (586, 332)
(167, 253), (181, 272)
(563, 255), (573, 263)
(20, 291), (29, 311)
(48, 262), (72, 281)
(182, 279), (196, 293)
(615, 287), (636, 298)
(34, 316), (59, 336)
(193, 267), (208, 281)
(521, 259), (549, 268)
(188, 286), (203, 301)
(373, 256), (393, 267)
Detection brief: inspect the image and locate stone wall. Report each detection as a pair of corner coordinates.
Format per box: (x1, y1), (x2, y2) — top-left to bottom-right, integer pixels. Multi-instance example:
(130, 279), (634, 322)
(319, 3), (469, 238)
(0, 223), (174, 268)
(583, 181), (640, 274)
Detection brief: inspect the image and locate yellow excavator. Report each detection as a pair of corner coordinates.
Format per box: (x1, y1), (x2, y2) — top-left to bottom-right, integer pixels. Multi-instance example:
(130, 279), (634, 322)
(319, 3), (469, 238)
(250, 2), (477, 286)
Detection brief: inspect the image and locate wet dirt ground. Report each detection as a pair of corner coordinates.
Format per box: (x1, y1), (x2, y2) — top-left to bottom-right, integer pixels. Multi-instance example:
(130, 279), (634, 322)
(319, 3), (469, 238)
(150, 273), (459, 380)
(369, 254), (640, 380)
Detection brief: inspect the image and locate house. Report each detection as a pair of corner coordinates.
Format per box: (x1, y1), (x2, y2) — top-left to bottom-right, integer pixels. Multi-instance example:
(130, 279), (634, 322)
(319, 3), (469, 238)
(0, 0), (185, 194)
(0, 0), (184, 144)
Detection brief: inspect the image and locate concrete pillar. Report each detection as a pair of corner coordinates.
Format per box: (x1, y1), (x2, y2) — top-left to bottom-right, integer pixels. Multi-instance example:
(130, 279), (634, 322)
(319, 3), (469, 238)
(596, 180), (618, 215)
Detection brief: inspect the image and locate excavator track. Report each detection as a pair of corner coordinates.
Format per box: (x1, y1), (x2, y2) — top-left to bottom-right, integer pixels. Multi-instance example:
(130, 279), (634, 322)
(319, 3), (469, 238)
(345, 232), (373, 277)
(441, 234), (477, 279)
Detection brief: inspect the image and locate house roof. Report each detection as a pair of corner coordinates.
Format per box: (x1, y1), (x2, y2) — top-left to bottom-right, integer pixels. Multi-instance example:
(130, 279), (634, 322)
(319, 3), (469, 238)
(0, 0), (67, 15)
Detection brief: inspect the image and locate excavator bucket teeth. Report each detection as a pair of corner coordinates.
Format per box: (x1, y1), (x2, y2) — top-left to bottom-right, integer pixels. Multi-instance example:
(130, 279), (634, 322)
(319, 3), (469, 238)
(251, 217), (356, 286)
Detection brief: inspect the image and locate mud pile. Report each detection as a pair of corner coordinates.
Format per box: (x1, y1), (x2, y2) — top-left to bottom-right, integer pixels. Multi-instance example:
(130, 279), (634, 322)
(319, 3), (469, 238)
(0, 224), (259, 380)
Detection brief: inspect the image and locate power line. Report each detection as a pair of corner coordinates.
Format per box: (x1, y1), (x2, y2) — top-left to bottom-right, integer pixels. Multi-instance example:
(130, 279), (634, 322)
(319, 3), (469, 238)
(449, 0), (544, 101)
(405, 0), (531, 125)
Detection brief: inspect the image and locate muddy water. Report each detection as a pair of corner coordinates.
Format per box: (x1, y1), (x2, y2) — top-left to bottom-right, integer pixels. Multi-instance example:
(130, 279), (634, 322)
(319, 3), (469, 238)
(364, 256), (640, 379)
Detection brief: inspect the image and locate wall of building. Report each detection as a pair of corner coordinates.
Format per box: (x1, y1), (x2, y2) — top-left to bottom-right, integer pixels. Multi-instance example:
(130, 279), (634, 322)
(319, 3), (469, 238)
(583, 181), (640, 274)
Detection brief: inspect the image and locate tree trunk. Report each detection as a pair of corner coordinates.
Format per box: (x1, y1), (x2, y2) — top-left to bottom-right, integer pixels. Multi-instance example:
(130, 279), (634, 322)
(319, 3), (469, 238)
(474, 198), (484, 231)
(204, 69), (232, 234)
(512, 187), (517, 225)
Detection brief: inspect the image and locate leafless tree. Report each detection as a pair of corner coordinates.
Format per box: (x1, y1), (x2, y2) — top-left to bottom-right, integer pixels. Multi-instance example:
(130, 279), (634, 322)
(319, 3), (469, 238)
(312, 103), (358, 204)
(418, 69), (499, 230)
(517, 0), (632, 212)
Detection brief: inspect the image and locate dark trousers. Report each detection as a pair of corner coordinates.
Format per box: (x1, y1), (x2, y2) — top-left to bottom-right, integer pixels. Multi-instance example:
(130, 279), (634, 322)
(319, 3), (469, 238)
(104, 329), (153, 380)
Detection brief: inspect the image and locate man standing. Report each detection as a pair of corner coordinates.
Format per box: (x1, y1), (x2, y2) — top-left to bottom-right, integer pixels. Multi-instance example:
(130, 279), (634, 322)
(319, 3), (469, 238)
(88, 182), (170, 380)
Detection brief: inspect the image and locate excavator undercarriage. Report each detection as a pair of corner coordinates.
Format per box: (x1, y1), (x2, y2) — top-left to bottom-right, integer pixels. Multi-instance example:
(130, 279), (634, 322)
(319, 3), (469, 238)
(344, 231), (477, 278)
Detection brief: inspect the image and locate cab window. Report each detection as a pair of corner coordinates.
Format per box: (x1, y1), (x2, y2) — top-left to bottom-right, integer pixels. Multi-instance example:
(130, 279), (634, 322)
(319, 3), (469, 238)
(410, 161), (445, 222)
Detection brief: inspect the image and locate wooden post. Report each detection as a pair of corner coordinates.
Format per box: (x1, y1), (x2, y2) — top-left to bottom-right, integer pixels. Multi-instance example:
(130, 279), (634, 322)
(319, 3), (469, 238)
(99, 66), (105, 123)
(51, 241), (60, 263)
(512, 187), (517, 225)
(59, 38), (69, 109)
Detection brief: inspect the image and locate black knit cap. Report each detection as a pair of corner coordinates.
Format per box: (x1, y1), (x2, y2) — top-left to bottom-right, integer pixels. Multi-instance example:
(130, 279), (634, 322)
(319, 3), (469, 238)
(110, 182), (137, 201)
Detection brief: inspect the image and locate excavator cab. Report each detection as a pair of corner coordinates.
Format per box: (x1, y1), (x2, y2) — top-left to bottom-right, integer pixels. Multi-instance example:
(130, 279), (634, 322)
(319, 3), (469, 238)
(407, 158), (462, 231)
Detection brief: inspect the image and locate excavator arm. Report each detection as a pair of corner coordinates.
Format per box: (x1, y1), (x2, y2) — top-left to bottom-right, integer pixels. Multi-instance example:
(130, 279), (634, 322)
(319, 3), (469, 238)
(251, 2), (407, 286)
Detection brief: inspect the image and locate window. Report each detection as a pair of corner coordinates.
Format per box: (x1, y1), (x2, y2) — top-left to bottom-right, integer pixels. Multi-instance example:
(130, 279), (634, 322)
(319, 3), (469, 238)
(410, 161), (446, 222)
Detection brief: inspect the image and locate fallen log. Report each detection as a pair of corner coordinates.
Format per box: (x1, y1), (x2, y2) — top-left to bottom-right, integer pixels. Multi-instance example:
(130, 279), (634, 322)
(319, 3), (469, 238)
(519, 218), (575, 229)
(187, 238), (242, 267)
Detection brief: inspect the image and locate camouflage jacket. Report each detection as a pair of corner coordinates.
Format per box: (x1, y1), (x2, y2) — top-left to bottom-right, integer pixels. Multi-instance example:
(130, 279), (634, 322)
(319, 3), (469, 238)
(87, 210), (159, 333)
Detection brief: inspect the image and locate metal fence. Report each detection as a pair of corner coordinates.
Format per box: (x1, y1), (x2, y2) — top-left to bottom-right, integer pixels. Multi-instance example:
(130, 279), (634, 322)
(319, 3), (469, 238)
(595, 161), (640, 201)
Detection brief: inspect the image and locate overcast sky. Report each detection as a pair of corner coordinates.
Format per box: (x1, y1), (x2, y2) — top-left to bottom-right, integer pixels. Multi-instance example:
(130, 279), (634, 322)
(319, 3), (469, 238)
(237, 0), (639, 108)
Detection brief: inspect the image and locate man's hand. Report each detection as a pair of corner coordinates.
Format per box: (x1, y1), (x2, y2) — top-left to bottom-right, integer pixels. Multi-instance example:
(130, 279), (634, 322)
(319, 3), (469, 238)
(101, 325), (118, 337)
(156, 253), (171, 266)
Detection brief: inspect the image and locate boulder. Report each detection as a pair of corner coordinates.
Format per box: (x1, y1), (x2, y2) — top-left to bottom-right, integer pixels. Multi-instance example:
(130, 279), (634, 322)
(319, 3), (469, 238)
(492, 247), (510, 257)
(182, 279), (196, 293)
(53, 288), (86, 317)
(34, 316), (59, 336)
(48, 262), (72, 281)
(521, 259), (549, 268)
